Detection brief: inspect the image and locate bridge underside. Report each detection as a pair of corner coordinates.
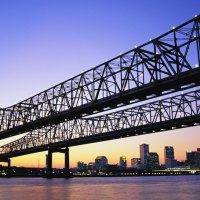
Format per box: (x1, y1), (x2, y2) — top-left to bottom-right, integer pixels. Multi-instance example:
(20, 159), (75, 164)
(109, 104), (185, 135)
(1, 69), (200, 140)
(0, 15), (200, 141)
(1, 87), (200, 159)
(0, 114), (199, 160)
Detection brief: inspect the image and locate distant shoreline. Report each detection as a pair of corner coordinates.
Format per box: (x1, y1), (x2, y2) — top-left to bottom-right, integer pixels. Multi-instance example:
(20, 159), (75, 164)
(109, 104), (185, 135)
(0, 172), (199, 178)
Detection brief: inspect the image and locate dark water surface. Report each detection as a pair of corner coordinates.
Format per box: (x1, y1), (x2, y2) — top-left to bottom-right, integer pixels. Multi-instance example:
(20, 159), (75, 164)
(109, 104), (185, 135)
(0, 176), (199, 200)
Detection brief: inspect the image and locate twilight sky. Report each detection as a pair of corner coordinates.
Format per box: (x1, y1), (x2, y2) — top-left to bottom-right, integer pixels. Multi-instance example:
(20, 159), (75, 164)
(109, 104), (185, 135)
(0, 0), (200, 168)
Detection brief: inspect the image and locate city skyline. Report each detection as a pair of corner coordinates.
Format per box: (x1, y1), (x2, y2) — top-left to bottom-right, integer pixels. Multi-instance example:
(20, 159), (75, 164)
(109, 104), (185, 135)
(3, 143), (198, 169)
(0, 1), (200, 168)
(75, 144), (200, 169)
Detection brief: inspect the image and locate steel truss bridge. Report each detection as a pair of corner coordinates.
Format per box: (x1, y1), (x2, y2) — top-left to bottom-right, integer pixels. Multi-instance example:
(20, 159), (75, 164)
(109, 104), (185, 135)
(0, 15), (200, 175)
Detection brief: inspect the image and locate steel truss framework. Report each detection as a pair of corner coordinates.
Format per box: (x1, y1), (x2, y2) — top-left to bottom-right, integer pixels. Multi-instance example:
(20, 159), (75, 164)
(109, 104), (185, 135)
(0, 16), (200, 139)
(1, 88), (200, 158)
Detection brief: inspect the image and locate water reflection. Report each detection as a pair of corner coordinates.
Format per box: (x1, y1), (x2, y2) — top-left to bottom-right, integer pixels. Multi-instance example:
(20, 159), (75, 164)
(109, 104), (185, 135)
(0, 176), (199, 200)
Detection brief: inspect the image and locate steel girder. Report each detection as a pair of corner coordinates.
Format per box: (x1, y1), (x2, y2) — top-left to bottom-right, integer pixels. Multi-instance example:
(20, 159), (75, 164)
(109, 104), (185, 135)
(0, 15), (200, 140)
(1, 88), (200, 158)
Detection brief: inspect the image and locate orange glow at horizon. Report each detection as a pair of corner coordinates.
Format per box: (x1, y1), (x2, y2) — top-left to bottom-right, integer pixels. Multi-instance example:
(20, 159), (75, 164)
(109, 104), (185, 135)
(3, 126), (199, 169)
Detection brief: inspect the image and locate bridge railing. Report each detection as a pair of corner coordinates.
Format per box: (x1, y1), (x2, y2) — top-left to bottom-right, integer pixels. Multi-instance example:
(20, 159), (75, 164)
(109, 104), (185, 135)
(1, 87), (200, 155)
(0, 16), (200, 137)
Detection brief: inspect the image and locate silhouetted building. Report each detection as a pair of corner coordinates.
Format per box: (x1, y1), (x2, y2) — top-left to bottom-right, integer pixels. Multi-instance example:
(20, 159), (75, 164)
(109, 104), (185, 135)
(186, 148), (200, 168)
(87, 162), (95, 170)
(119, 156), (127, 169)
(147, 152), (159, 170)
(95, 156), (108, 170)
(131, 158), (142, 169)
(103, 164), (119, 171)
(77, 161), (87, 170)
(166, 159), (176, 169)
(140, 144), (149, 169)
(174, 160), (185, 167)
(164, 146), (175, 168)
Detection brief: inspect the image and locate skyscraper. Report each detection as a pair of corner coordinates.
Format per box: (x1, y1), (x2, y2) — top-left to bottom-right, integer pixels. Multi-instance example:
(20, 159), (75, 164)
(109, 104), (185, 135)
(131, 158), (142, 169)
(164, 146), (175, 168)
(140, 144), (149, 169)
(147, 152), (159, 170)
(95, 156), (108, 170)
(119, 156), (127, 169)
(186, 148), (200, 168)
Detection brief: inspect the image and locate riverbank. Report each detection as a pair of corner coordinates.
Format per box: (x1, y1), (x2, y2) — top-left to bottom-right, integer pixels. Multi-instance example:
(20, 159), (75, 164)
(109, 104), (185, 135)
(0, 169), (200, 178)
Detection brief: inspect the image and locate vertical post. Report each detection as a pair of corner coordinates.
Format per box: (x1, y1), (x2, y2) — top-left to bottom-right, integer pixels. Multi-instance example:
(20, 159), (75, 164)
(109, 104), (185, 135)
(47, 149), (52, 175)
(91, 79), (95, 101)
(7, 159), (11, 168)
(7, 159), (11, 176)
(64, 147), (70, 175)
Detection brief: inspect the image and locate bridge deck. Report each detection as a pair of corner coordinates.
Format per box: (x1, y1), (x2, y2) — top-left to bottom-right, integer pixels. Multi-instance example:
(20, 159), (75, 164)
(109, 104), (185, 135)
(0, 15), (200, 140)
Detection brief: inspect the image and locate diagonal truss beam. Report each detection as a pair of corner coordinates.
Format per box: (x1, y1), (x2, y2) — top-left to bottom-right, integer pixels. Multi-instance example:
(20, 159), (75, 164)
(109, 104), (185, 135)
(0, 15), (200, 140)
(1, 88), (200, 158)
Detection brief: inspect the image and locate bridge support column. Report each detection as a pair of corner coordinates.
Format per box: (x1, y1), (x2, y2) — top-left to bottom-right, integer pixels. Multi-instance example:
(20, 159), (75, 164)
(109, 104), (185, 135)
(7, 159), (11, 176)
(47, 149), (52, 176)
(0, 158), (11, 176)
(64, 147), (70, 175)
(7, 159), (11, 168)
(44, 146), (71, 178)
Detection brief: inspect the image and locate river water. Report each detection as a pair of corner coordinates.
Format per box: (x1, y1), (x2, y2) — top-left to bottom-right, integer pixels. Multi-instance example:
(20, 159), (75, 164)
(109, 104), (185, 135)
(0, 175), (199, 200)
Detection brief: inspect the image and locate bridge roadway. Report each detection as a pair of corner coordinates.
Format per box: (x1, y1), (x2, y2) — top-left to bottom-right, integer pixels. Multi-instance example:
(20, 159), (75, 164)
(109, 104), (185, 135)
(0, 88), (200, 160)
(0, 15), (200, 140)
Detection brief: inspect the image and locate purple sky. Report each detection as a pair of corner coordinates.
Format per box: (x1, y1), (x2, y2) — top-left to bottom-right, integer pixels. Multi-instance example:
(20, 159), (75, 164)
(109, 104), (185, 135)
(0, 0), (200, 167)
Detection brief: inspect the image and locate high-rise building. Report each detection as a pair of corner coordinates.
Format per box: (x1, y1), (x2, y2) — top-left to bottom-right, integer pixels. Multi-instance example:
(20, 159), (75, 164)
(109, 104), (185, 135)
(164, 146), (175, 168)
(140, 144), (149, 168)
(119, 156), (127, 169)
(77, 161), (87, 170)
(87, 162), (95, 170)
(147, 152), (159, 170)
(95, 156), (108, 170)
(186, 148), (200, 168)
(131, 158), (142, 169)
